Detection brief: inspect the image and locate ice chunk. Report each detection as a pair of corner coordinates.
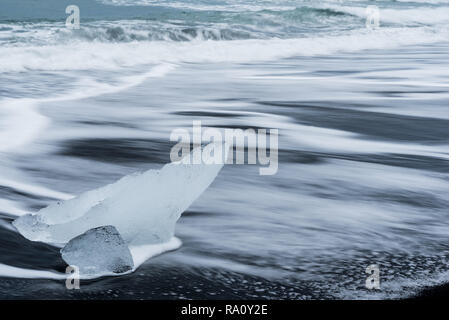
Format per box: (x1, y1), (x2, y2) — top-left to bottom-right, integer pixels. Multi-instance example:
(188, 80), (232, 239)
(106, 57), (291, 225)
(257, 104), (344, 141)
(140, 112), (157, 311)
(13, 142), (227, 246)
(61, 225), (134, 276)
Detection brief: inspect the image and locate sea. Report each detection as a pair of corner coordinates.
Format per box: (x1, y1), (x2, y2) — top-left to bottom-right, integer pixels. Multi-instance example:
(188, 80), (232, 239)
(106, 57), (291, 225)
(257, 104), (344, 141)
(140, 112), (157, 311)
(1, 0), (449, 299)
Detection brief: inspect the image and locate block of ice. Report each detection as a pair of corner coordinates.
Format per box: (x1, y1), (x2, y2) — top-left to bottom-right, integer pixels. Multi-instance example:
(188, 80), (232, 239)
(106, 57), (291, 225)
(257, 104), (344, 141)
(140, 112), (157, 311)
(61, 225), (134, 276)
(13, 142), (227, 247)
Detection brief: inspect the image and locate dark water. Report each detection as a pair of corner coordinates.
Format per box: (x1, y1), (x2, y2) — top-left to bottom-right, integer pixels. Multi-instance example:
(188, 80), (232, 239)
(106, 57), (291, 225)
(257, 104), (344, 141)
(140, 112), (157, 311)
(1, 0), (449, 299)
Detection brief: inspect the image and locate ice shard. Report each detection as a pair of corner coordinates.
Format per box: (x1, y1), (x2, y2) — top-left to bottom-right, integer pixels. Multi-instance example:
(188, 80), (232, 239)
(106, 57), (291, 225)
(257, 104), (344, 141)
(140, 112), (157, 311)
(13, 142), (227, 246)
(61, 225), (134, 276)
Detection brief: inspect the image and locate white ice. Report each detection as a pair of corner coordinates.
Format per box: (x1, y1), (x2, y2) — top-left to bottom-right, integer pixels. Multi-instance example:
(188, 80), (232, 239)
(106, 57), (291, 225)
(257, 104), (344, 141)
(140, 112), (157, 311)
(61, 225), (134, 276)
(13, 142), (227, 270)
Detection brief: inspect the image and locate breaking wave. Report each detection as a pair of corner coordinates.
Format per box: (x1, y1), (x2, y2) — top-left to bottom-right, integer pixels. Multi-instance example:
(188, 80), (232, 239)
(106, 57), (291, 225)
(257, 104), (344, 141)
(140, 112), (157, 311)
(0, 26), (447, 73)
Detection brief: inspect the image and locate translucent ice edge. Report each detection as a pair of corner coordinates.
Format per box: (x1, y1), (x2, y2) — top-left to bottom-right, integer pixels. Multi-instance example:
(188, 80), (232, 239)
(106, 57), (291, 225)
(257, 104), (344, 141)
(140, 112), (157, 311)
(13, 142), (227, 245)
(0, 236), (182, 280)
(7, 141), (226, 279)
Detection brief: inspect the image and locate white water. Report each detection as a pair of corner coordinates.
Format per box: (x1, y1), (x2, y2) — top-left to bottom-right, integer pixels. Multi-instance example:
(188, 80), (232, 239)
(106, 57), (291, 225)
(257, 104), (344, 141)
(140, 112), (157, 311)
(0, 27), (448, 73)
(1, 0), (449, 299)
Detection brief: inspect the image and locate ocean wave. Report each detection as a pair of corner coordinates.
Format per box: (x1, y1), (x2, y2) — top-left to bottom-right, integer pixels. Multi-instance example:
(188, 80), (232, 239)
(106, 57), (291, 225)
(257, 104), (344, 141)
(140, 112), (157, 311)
(1, 2), (448, 48)
(0, 26), (447, 73)
(99, 0), (449, 12)
(3, 0), (449, 49)
(0, 64), (175, 156)
(323, 4), (449, 26)
(0, 6), (359, 45)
